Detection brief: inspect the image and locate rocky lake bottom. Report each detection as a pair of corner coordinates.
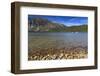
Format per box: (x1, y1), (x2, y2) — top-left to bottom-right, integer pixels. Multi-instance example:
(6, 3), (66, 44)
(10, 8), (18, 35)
(28, 32), (88, 60)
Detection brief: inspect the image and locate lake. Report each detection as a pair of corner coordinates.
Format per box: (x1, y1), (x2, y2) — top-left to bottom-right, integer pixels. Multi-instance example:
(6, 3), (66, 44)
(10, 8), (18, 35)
(28, 32), (87, 50)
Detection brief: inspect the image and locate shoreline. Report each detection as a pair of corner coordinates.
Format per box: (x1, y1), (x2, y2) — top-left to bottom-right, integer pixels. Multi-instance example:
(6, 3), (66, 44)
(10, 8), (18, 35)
(28, 46), (88, 61)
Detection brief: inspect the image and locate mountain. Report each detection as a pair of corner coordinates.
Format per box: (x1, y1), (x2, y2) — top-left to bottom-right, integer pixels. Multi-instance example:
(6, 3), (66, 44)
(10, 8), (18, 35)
(28, 18), (87, 32)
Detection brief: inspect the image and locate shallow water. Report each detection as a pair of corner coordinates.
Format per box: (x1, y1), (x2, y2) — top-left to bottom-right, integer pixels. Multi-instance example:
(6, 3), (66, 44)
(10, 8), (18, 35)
(28, 32), (87, 50)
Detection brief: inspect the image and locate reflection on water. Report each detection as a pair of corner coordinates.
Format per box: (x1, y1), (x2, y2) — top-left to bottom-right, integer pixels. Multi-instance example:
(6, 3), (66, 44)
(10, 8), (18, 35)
(28, 32), (87, 50)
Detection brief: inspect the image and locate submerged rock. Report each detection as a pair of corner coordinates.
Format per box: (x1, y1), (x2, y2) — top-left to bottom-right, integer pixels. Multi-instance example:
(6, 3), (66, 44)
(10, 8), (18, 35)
(28, 47), (88, 61)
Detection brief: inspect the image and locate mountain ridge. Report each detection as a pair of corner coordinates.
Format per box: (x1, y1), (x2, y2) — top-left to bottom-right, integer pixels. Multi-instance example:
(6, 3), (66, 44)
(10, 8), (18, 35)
(28, 17), (87, 32)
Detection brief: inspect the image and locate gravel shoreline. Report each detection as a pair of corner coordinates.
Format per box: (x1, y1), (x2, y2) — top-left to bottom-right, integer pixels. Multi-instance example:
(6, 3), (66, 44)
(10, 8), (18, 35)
(28, 46), (87, 60)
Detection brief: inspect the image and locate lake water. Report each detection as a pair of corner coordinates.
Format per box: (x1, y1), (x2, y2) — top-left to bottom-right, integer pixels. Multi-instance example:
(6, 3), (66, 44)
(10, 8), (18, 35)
(28, 32), (87, 50)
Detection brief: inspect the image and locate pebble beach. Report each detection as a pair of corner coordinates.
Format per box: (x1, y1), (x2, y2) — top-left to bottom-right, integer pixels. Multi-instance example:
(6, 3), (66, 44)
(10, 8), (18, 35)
(28, 46), (87, 60)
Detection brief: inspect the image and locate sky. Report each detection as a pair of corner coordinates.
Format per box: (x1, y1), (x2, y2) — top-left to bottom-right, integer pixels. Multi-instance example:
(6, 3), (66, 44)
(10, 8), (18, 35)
(28, 15), (88, 26)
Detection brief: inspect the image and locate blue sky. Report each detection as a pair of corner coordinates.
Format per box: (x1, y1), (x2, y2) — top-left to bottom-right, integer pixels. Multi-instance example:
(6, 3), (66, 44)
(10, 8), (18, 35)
(28, 15), (88, 26)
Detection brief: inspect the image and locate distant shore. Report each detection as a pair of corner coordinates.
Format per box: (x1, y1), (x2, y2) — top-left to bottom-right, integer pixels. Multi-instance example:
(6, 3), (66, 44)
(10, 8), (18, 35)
(28, 46), (87, 61)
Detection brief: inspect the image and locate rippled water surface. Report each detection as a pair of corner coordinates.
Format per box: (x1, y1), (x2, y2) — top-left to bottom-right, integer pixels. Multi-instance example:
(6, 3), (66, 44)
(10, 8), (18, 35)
(28, 32), (87, 50)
